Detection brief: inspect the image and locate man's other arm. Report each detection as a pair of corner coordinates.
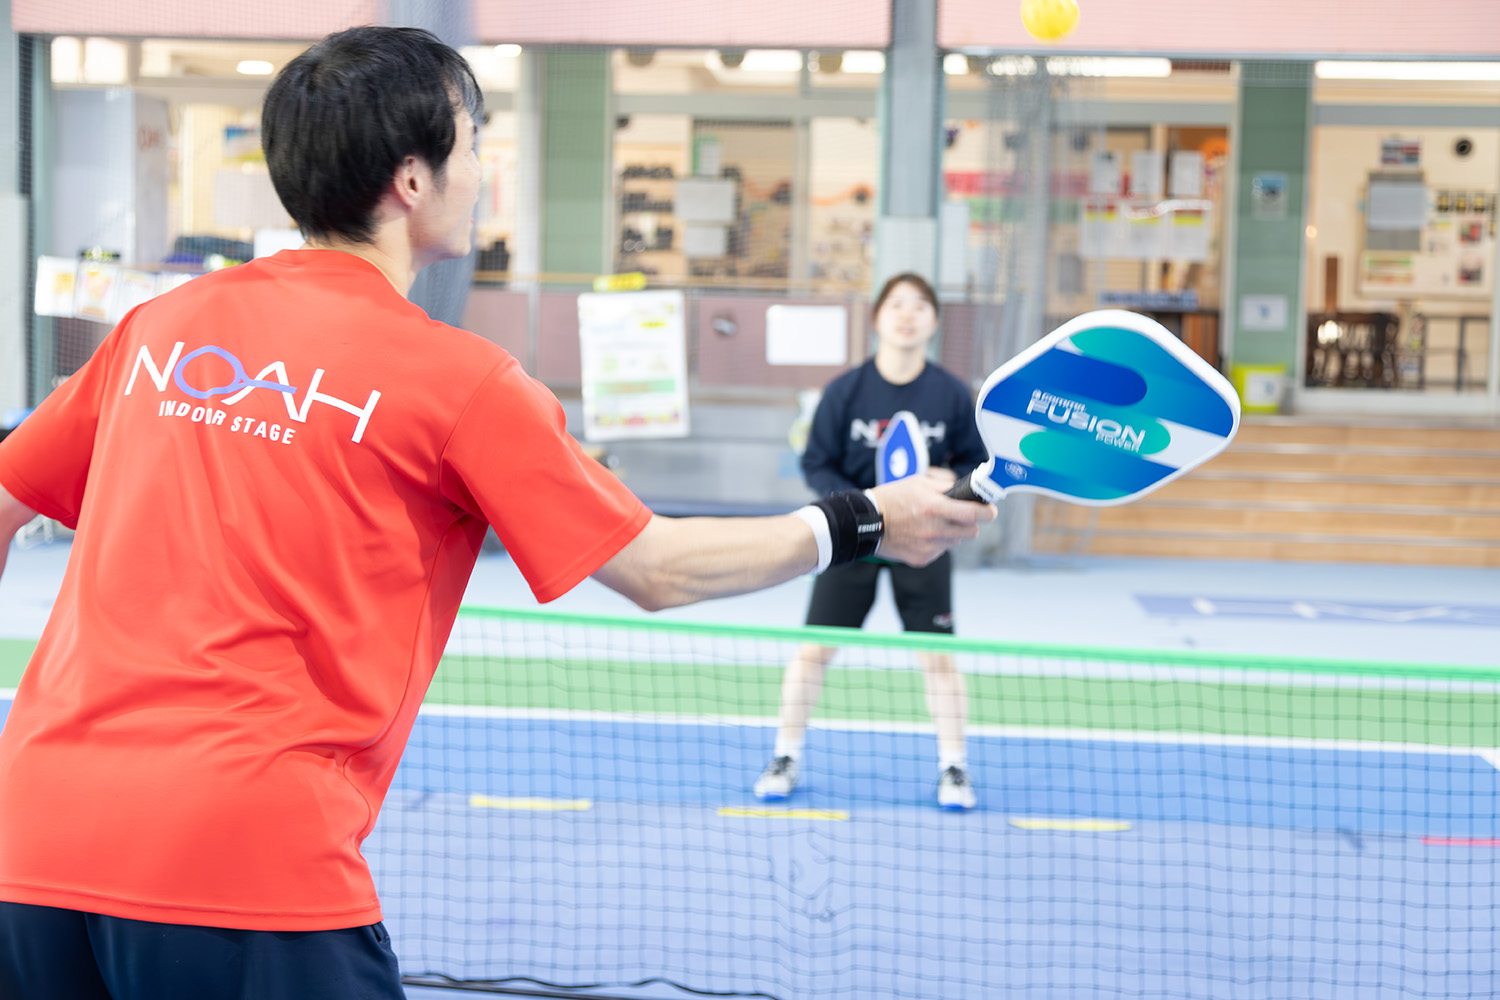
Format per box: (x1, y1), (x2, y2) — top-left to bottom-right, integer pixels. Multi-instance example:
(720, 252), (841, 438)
(592, 473), (994, 612)
(0, 485), (39, 582)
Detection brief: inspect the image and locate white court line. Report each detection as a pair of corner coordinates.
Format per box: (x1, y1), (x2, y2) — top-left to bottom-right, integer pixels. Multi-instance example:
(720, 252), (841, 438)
(415, 703), (1495, 761)
(4, 692), (1491, 770)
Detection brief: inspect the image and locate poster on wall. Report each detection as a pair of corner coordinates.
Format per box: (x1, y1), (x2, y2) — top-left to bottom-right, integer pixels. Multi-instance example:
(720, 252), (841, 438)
(1165, 203), (1212, 260)
(1079, 198), (1119, 258)
(1120, 203), (1164, 259)
(577, 289), (690, 442)
(1169, 151), (1204, 198)
(1380, 137), (1421, 168)
(1089, 151), (1121, 195)
(1251, 172), (1288, 221)
(1078, 199), (1211, 262)
(1358, 183), (1496, 298)
(1128, 151), (1163, 198)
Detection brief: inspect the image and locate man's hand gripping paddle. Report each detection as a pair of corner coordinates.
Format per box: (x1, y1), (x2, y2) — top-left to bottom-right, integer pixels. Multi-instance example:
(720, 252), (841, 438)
(949, 310), (1241, 506)
(876, 410), (929, 485)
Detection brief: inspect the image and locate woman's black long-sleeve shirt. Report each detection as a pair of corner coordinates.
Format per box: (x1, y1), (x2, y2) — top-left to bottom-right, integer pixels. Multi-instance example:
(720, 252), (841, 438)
(801, 358), (988, 497)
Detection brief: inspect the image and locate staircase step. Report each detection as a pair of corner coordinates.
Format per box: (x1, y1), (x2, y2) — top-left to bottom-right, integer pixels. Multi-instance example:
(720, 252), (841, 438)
(1029, 418), (1500, 567)
(1045, 503), (1500, 540)
(1204, 449), (1494, 478)
(1037, 531), (1500, 567)
(1234, 418), (1500, 451)
(1161, 476), (1500, 508)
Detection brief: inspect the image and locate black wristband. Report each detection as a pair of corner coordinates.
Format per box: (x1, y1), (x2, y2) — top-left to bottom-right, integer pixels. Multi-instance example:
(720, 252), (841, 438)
(812, 490), (884, 566)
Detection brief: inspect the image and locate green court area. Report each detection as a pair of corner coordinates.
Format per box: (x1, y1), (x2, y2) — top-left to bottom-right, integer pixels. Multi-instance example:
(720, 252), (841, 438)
(430, 652), (1500, 748)
(0, 639), (31, 688)
(6, 619), (1498, 750)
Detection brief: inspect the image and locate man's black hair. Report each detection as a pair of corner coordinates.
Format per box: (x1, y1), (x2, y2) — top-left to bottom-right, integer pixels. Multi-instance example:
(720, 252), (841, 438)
(262, 26), (484, 244)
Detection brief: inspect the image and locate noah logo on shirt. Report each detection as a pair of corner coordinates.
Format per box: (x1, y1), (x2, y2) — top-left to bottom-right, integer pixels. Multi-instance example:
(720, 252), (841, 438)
(123, 342), (381, 444)
(850, 418), (945, 449)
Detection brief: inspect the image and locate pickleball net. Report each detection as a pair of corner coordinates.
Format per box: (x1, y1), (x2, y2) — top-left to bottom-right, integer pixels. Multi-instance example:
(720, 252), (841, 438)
(380, 606), (1500, 1000)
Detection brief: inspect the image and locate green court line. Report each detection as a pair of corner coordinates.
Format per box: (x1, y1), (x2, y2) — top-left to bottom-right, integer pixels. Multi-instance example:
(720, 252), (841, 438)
(7, 613), (1497, 749)
(429, 654), (1500, 749)
(457, 605), (1500, 684)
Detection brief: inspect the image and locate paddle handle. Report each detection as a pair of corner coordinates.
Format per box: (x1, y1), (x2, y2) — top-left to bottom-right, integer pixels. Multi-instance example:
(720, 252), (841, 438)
(945, 473), (985, 503)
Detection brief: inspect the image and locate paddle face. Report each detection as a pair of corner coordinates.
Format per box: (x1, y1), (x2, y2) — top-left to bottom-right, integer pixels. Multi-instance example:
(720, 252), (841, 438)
(963, 310), (1240, 506)
(876, 410), (929, 485)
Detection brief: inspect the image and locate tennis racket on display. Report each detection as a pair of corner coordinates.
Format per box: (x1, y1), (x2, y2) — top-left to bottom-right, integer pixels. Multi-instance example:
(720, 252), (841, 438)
(875, 410), (929, 484)
(948, 309), (1241, 506)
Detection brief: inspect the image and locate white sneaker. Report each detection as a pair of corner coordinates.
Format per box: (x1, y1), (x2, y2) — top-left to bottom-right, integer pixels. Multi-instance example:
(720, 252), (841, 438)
(938, 765), (977, 810)
(754, 756), (799, 801)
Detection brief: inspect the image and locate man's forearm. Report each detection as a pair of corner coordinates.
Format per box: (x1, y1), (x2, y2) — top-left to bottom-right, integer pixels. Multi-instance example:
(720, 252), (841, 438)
(593, 513), (818, 611)
(593, 476), (995, 612)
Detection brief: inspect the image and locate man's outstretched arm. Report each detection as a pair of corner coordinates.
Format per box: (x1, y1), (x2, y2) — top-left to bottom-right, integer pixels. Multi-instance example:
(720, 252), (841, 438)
(592, 473), (994, 612)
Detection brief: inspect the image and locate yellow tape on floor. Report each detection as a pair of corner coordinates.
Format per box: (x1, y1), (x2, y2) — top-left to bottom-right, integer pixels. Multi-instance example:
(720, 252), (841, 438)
(469, 794), (592, 811)
(718, 807), (849, 821)
(1010, 817), (1131, 832)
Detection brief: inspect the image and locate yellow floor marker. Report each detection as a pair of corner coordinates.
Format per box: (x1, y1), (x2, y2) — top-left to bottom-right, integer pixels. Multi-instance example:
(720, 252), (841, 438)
(1010, 817), (1131, 832)
(718, 807), (848, 821)
(469, 794), (592, 811)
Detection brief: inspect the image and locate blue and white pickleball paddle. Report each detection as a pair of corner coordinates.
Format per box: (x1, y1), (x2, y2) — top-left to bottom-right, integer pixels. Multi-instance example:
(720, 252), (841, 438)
(876, 410), (929, 485)
(949, 310), (1240, 506)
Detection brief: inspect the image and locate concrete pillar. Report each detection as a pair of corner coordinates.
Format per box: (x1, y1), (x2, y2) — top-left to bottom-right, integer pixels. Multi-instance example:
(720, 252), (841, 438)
(874, 0), (941, 293)
(539, 51), (612, 280)
(1227, 63), (1312, 375)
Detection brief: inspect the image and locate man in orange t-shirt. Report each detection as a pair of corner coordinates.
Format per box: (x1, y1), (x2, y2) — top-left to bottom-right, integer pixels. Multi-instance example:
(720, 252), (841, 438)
(0, 27), (992, 1000)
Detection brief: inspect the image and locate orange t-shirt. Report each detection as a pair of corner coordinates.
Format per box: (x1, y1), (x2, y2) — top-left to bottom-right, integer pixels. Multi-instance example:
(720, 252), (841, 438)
(0, 250), (650, 931)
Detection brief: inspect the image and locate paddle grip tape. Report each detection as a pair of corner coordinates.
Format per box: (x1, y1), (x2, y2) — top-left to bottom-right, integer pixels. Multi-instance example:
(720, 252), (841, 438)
(946, 468), (1001, 504)
(794, 490), (884, 573)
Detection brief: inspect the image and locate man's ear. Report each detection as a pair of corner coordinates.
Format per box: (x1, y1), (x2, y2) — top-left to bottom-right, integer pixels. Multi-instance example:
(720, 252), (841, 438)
(388, 155), (426, 210)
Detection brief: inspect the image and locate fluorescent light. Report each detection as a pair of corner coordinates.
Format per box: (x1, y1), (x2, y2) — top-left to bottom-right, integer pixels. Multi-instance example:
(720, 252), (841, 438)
(236, 60), (274, 76)
(1315, 60), (1500, 81)
(50, 37), (82, 83)
(1048, 57), (1171, 77)
(943, 53), (970, 76)
(987, 55), (1170, 78)
(82, 37), (128, 83)
(840, 50), (885, 74)
(989, 55), (1038, 76)
(494, 44), (522, 58)
(739, 49), (803, 73)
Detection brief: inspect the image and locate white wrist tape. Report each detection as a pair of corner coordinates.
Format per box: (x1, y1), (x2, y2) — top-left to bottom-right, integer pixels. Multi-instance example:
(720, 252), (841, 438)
(791, 505), (833, 575)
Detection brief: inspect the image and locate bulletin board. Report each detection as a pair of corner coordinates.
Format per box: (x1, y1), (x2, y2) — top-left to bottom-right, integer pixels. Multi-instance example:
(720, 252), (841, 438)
(1360, 187), (1497, 299)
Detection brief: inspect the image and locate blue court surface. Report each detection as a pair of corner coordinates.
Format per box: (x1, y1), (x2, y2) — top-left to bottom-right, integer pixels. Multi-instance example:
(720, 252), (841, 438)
(375, 712), (1500, 1000)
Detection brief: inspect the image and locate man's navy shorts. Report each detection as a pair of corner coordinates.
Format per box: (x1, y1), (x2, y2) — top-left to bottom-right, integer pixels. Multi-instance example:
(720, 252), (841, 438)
(0, 900), (405, 1000)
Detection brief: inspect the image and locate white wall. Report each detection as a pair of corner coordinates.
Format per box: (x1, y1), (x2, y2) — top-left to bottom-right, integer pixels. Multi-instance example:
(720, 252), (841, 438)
(53, 88), (136, 260)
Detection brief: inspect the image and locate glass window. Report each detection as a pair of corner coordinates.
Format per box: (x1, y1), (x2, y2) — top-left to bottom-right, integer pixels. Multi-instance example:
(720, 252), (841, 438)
(942, 60), (1233, 365)
(808, 117), (877, 288)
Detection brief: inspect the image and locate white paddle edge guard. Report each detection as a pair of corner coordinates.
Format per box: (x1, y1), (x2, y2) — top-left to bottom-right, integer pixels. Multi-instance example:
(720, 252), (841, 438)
(966, 309), (1242, 508)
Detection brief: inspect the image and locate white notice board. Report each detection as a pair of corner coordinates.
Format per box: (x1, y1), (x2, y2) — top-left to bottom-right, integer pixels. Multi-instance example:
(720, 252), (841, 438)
(765, 305), (848, 366)
(578, 290), (690, 442)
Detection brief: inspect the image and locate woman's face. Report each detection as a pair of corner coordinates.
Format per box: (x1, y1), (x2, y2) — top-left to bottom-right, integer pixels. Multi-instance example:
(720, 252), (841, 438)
(874, 282), (938, 351)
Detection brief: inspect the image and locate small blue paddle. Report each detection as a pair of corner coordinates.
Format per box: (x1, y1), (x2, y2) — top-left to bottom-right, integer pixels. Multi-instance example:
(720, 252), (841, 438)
(876, 410), (929, 485)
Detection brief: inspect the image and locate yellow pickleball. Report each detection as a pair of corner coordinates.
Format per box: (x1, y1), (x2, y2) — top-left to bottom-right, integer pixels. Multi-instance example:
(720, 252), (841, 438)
(1020, 0), (1080, 41)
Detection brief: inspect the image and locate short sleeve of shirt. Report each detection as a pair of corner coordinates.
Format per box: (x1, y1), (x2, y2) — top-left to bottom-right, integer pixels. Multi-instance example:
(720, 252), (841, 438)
(440, 358), (651, 603)
(0, 321), (123, 527)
